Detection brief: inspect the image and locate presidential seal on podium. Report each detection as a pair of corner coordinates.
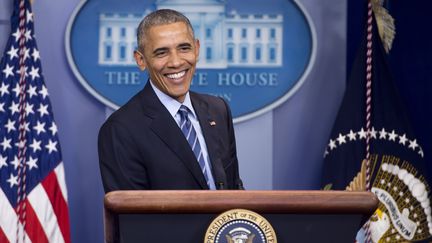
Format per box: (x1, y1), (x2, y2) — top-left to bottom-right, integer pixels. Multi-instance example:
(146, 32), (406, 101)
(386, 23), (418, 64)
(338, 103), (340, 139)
(204, 209), (277, 243)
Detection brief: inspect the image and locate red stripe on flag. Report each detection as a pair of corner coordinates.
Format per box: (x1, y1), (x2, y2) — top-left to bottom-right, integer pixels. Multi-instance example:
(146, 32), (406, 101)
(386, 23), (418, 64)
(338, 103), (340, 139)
(41, 171), (71, 243)
(0, 228), (10, 243)
(16, 199), (49, 243)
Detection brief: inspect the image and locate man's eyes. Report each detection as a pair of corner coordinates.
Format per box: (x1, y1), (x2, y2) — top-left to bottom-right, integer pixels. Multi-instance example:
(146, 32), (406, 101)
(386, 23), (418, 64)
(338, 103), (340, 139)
(179, 46), (192, 52)
(153, 46), (192, 57)
(154, 51), (167, 57)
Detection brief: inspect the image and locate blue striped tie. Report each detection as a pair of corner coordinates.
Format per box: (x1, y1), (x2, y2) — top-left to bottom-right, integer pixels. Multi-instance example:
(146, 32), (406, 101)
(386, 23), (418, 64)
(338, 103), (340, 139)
(178, 105), (212, 188)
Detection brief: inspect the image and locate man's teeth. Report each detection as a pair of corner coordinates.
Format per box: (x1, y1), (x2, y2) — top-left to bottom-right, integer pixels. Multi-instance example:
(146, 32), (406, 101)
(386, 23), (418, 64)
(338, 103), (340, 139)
(166, 71), (186, 79)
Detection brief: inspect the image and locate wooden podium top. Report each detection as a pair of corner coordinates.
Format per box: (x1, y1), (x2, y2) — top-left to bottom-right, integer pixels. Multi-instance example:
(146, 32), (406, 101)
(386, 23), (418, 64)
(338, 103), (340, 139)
(104, 190), (378, 215)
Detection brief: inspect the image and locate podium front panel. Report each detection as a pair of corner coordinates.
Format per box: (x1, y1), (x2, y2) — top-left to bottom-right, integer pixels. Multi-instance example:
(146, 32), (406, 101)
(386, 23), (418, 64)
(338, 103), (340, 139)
(118, 213), (363, 242)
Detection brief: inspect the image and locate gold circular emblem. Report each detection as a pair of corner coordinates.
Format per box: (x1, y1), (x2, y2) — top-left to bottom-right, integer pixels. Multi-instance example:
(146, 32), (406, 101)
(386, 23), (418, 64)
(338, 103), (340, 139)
(204, 209), (277, 243)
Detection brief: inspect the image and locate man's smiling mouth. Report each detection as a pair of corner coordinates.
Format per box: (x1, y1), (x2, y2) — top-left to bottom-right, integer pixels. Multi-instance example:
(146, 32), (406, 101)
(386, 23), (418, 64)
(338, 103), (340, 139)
(166, 70), (186, 79)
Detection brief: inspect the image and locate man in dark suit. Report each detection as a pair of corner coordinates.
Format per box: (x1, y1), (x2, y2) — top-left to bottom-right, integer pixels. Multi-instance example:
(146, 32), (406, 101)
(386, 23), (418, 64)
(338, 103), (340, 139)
(98, 9), (243, 192)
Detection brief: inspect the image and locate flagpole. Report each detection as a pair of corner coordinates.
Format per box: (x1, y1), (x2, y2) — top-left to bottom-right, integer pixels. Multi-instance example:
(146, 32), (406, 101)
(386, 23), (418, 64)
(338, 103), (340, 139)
(363, 1), (375, 242)
(365, 0), (373, 194)
(16, 0), (28, 242)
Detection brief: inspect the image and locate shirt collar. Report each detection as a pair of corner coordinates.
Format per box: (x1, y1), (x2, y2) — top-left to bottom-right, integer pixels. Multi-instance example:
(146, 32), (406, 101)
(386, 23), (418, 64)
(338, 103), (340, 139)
(149, 80), (196, 119)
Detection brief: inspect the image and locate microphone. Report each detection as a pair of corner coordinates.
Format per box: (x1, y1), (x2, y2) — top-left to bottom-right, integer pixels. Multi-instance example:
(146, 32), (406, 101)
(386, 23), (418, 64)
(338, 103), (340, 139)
(212, 158), (227, 190)
(236, 180), (245, 190)
(217, 182), (225, 190)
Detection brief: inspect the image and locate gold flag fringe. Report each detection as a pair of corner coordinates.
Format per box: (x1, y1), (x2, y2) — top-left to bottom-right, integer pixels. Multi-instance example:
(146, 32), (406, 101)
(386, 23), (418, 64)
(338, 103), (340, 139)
(346, 159), (367, 191)
(371, 0), (396, 53)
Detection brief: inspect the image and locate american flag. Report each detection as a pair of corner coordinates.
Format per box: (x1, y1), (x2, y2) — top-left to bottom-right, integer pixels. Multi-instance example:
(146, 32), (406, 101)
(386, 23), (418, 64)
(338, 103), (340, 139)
(0, 0), (71, 242)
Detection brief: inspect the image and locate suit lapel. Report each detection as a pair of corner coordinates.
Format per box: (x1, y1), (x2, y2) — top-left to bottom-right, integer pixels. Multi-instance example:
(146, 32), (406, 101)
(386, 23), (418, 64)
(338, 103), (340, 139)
(191, 94), (227, 188)
(140, 83), (208, 189)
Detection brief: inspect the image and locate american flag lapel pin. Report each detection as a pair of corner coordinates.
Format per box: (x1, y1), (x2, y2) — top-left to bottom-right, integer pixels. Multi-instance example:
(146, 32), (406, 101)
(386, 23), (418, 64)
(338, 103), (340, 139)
(209, 121), (216, 126)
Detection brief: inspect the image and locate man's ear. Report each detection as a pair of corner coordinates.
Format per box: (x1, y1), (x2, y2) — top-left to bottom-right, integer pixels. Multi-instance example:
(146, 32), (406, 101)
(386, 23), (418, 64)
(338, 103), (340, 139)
(194, 39), (200, 61)
(134, 50), (146, 71)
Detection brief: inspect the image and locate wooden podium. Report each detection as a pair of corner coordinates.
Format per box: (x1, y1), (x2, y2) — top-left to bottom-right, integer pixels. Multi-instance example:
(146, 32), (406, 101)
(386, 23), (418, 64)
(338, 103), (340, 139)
(104, 190), (378, 243)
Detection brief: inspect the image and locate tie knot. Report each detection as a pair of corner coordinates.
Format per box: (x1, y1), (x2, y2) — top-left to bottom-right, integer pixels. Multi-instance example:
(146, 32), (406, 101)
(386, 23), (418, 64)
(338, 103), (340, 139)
(178, 105), (190, 120)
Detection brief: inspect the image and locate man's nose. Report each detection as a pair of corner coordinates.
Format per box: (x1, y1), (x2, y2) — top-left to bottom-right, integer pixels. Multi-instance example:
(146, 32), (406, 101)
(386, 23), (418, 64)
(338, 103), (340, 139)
(167, 51), (183, 67)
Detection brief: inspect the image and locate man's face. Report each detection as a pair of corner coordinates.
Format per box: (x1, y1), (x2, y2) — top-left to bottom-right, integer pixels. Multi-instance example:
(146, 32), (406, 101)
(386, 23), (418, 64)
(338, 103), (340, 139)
(135, 22), (200, 103)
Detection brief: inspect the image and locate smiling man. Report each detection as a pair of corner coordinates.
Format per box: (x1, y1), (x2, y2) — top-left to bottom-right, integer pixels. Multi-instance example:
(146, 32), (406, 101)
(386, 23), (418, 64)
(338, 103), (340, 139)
(98, 9), (243, 192)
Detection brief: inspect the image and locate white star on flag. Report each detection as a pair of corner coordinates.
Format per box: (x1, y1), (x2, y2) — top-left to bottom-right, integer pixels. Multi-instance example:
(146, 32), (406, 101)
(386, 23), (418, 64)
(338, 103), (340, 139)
(6, 173), (18, 188)
(27, 84), (38, 98)
(26, 157), (38, 170)
(11, 28), (21, 42)
(0, 137), (12, 151)
(337, 133), (346, 145)
(50, 122), (58, 135)
(0, 83), (10, 96)
(388, 130), (397, 141)
(9, 101), (20, 115)
(379, 128), (387, 139)
(12, 83), (21, 97)
(369, 127), (377, 139)
(10, 156), (20, 170)
(4, 119), (16, 133)
(399, 134), (408, 145)
(37, 103), (49, 117)
(45, 139), (58, 154)
(329, 139), (337, 150)
(0, 155), (7, 169)
(19, 121), (30, 132)
(26, 9), (33, 23)
(409, 139), (419, 151)
(15, 140), (26, 149)
(347, 130), (357, 141)
(14, 65), (28, 78)
(24, 46), (31, 61)
(29, 66), (40, 80)
(25, 102), (35, 115)
(39, 85), (49, 99)
(24, 29), (32, 42)
(32, 48), (40, 62)
(29, 138), (42, 153)
(2, 64), (14, 78)
(419, 148), (424, 158)
(33, 120), (46, 135)
(358, 128), (368, 139)
(7, 46), (19, 60)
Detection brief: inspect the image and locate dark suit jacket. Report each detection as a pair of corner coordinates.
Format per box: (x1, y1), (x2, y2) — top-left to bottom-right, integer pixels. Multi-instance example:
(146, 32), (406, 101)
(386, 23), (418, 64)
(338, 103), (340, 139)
(98, 82), (243, 192)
